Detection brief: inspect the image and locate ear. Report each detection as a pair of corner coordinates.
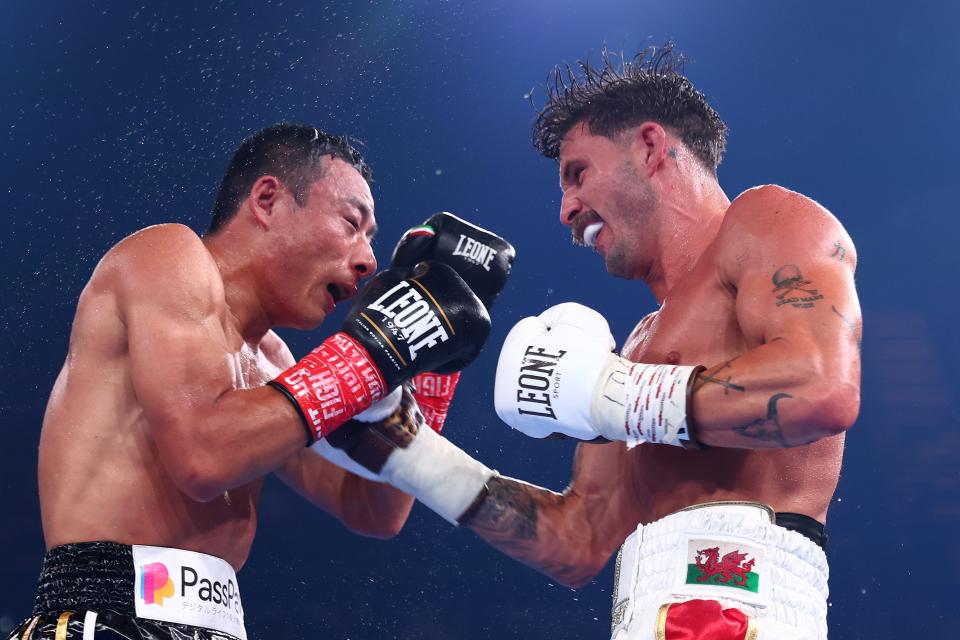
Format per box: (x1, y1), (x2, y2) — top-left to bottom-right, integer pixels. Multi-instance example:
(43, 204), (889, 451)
(247, 176), (283, 230)
(631, 122), (669, 178)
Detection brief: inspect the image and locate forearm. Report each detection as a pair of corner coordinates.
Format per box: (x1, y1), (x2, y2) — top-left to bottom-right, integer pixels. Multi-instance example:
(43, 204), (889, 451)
(174, 385), (310, 501)
(461, 476), (602, 588)
(690, 337), (859, 448)
(339, 476), (414, 539)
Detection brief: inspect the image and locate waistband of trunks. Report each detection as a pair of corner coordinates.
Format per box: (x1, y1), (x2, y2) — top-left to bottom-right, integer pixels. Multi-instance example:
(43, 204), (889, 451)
(774, 511), (827, 549)
(672, 502), (827, 549)
(33, 541), (136, 615)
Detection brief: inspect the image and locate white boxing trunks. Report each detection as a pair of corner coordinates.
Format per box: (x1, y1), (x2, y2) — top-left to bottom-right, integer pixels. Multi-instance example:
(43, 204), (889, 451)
(610, 502), (829, 640)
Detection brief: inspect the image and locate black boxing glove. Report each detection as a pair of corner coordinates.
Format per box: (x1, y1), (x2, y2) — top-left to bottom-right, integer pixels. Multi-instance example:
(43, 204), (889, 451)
(269, 261), (490, 444)
(391, 212), (515, 429)
(391, 212), (516, 311)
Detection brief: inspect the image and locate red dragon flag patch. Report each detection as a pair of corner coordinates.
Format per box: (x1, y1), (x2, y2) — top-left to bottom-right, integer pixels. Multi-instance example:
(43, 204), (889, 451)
(685, 539), (764, 594)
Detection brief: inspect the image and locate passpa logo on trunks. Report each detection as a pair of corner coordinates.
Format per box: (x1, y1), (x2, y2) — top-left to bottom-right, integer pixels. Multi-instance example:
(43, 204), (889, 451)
(140, 562), (174, 605)
(137, 560), (241, 613)
(132, 546), (246, 639)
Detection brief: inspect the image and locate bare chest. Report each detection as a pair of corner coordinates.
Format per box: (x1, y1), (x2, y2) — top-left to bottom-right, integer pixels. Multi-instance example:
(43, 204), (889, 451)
(621, 266), (748, 368)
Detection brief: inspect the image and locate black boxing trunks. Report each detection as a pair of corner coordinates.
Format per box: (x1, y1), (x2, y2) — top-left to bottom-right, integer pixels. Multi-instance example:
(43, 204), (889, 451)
(7, 542), (246, 640)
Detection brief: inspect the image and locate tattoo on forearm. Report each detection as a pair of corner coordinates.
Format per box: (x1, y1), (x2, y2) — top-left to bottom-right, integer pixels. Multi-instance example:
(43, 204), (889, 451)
(732, 392), (793, 447)
(465, 477), (543, 540)
(772, 265), (824, 309)
(463, 477), (584, 582)
(693, 359), (746, 395)
(830, 241), (846, 262)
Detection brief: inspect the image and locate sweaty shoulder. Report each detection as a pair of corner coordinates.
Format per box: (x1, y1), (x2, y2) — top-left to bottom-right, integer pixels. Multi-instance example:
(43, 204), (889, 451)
(713, 184), (856, 285)
(97, 224), (224, 320)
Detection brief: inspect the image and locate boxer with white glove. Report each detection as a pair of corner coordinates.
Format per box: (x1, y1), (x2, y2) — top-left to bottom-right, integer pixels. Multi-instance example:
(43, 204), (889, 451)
(494, 302), (704, 449)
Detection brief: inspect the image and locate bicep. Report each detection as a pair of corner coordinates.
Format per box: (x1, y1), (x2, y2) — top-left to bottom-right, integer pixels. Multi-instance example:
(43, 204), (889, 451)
(729, 190), (862, 366)
(116, 231), (237, 440)
(737, 259), (861, 356)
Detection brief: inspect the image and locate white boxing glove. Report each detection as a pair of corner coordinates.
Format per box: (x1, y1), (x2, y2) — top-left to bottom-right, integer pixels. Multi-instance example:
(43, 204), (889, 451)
(494, 303), (616, 440)
(494, 302), (704, 448)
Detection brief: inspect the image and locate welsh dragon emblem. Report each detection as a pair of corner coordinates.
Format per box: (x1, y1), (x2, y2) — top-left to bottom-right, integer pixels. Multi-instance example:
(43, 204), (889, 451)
(693, 546), (756, 587)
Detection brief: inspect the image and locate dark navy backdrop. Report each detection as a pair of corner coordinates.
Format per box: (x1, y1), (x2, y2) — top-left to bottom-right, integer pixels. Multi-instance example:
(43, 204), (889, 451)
(2, 1), (958, 638)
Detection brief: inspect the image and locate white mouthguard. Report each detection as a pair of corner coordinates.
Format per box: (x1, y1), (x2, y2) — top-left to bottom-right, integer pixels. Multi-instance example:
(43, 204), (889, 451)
(583, 221), (604, 248)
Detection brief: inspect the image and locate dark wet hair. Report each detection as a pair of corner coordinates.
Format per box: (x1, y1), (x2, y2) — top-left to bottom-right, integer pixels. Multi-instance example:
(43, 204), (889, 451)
(207, 123), (372, 234)
(532, 43), (728, 174)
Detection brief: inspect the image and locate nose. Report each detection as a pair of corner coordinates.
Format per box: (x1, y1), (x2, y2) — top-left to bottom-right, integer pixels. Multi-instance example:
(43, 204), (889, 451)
(353, 240), (377, 278)
(559, 190), (582, 227)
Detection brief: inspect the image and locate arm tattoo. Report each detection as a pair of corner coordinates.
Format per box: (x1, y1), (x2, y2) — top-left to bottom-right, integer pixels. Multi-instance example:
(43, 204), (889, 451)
(693, 359), (746, 395)
(830, 241), (846, 262)
(732, 392), (793, 447)
(772, 265), (824, 309)
(831, 305), (863, 351)
(462, 477), (584, 582)
(463, 476), (542, 541)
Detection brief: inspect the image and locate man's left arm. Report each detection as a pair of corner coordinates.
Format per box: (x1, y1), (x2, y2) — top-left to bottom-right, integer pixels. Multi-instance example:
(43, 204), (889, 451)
(692, 185), (862, 448)
(275, 450), (414, 539)
(265, 332), (413, 538)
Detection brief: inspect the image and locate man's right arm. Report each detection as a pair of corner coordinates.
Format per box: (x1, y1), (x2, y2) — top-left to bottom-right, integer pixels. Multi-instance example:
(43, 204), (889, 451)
(118, 225), (309, 501)
(463, 442), (637, 588)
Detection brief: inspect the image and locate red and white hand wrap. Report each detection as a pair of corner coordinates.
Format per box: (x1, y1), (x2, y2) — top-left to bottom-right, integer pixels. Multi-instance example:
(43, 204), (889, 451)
(620, 363), (703, 448)
(269, 332), (388, 443)
(411, 371), (461, 433)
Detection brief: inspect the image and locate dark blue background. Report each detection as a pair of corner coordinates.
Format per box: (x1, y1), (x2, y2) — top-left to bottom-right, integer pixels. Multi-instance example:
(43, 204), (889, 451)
(2, 1), (958, 638)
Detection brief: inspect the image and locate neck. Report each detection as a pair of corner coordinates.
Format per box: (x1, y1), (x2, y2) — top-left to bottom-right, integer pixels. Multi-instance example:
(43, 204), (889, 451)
(202, 230), (272, 345)
(645, 176), (730, 303)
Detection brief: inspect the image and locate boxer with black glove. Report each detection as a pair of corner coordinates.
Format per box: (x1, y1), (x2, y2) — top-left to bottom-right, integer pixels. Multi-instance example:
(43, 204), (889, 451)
(391, 212), (515, 432)
(269, 260), (490, 445)
(311, 213), (514, 522)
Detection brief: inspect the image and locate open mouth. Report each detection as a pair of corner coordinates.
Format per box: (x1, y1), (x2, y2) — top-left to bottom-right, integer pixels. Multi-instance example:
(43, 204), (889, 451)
(327, 283), (347, 305)
(582, 221), (604, 248)
(573, 212), (605, 248)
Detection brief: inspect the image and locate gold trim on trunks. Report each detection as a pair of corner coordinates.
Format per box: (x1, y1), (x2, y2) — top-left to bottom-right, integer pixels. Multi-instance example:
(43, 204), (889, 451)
(54, 611), (74, 640)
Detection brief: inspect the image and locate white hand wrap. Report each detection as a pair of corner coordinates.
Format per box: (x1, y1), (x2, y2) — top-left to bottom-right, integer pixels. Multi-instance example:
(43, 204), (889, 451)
(591, 359), (702, 448)
(380, 425), (496, 524)
(310, 387), (404, 482)
(311, 386), (495, 522)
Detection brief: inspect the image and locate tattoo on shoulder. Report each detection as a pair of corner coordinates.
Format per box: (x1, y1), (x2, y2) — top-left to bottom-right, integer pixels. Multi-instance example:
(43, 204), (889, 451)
(732, 393), (792, 447)
(693, 359), (745, 395)
(830, 241), (846, 262)
(772, 265), (824, 309)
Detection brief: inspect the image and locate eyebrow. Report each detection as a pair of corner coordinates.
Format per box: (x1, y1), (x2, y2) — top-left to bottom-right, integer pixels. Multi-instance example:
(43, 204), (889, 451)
(348, 197), (378, 239)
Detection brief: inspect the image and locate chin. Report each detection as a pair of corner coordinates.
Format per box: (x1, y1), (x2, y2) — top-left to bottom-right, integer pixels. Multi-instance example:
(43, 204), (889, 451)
(286, 309), (328, 331)
(604, 252), (645, 281)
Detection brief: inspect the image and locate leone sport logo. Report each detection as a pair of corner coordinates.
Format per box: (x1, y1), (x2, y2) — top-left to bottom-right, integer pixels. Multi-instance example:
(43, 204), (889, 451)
(140, 562), (175, 605)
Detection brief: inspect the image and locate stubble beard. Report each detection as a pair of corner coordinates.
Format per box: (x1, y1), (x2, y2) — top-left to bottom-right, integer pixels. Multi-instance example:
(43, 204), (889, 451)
(603, 161), (658, 280)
